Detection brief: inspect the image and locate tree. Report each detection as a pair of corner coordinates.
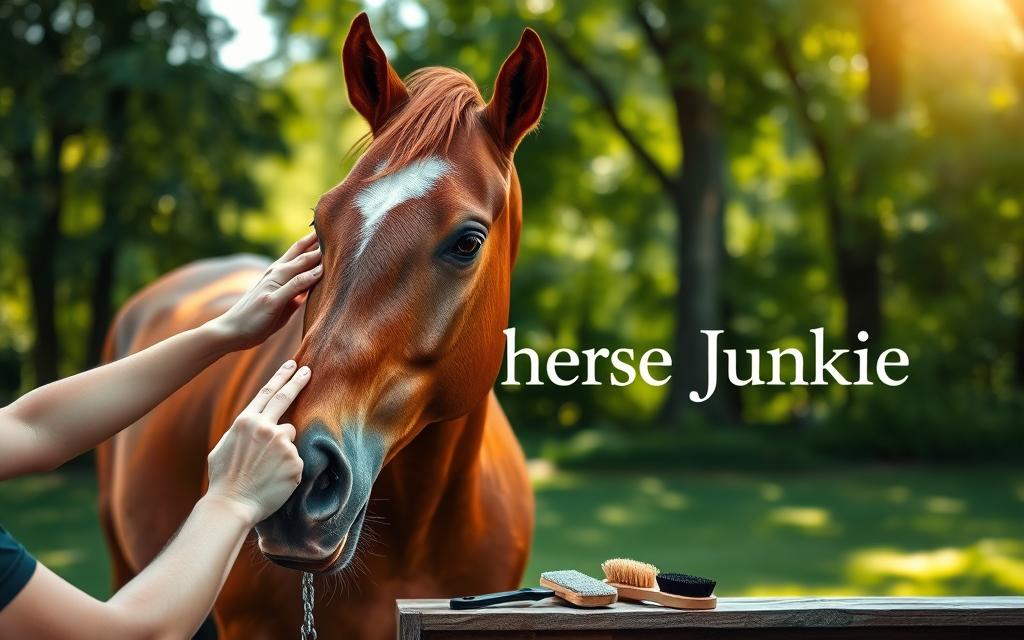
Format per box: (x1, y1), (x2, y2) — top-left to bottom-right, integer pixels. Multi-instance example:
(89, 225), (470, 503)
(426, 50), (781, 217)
(0, 1), (287, 383)
(1005, 0), (1024, 389)
(545, 0), (790, 424)
(771, 0), (903, 359)
(253, 0), (1024, 450)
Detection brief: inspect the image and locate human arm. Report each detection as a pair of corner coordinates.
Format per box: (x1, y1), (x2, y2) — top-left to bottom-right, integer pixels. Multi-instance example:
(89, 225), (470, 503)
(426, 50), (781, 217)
(0, 233), (321, 480)
(0, 362), (310, 639)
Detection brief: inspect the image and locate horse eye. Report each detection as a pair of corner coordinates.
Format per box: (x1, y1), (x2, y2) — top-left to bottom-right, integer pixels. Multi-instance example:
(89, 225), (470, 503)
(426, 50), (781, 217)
(450, 231), (484, 259)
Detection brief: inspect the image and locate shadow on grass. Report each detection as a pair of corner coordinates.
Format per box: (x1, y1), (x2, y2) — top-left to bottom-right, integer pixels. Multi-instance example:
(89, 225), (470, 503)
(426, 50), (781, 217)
(524, 466), (1024, 596)
(2, 466), (1022, 600)
(0, 470), (111, 598)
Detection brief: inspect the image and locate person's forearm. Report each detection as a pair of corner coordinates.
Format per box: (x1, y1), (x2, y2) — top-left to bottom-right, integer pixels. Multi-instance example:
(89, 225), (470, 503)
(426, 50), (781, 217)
(3, 321), (236, 475)
(108, 494), (253, 639)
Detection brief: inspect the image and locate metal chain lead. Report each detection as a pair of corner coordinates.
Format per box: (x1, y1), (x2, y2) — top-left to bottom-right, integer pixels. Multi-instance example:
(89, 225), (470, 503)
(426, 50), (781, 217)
(300, 572), (317, 640)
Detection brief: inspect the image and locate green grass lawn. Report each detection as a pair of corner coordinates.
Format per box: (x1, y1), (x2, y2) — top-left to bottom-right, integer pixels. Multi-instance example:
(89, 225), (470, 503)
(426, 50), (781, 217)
(1, 470), (111, 598)
(2, 466), (1022, 600)
(525, 465), (1024, 596)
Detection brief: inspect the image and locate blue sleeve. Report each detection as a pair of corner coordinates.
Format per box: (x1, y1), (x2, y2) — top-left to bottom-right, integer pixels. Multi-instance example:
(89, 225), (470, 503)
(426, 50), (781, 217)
(0, 525), (37, 612)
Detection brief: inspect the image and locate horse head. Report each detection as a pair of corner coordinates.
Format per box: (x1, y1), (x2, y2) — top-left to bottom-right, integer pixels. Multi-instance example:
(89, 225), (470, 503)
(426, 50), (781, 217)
(255, 13), (547, 573)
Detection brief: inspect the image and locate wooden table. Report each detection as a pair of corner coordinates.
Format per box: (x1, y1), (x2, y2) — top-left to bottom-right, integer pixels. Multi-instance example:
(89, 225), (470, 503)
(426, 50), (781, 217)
(396, 597), (1024, 639)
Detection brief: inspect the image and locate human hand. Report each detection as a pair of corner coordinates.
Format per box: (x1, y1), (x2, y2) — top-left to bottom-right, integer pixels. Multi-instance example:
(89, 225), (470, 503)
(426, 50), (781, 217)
(209, 232), (322, 350)
(205, 360), (310, 525)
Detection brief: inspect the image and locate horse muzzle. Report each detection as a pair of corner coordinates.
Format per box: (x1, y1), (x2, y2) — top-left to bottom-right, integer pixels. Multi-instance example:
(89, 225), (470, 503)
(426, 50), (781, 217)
(254, 423), (381, 574)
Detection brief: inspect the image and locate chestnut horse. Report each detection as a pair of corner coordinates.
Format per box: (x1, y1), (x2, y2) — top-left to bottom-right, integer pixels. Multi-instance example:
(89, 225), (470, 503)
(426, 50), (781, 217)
(96, 14), (547, 639)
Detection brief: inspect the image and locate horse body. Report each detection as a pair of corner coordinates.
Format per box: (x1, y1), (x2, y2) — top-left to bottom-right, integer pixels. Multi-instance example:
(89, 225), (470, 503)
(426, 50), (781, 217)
(98, 255), (533, 639)
(98, 14), (547, 638)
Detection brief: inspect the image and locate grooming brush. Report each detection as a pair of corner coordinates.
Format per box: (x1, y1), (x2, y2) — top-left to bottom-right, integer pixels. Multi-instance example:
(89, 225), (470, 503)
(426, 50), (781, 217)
(449, 569), (618, 610)
(601, 558), (717, 610)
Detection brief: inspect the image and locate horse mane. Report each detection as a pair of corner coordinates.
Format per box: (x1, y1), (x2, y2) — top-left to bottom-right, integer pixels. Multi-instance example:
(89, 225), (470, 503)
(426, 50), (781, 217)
(358, 67), (486, 179)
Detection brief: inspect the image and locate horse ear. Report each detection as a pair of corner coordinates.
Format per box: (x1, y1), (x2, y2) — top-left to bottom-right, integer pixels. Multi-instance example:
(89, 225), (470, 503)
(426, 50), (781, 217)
(342, 13), (409, 134)
(484, 28), (548, 154)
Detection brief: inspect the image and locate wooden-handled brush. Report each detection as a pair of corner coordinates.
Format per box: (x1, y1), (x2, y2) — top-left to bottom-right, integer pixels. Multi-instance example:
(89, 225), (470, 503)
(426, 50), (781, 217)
(601, 558), (717, 610)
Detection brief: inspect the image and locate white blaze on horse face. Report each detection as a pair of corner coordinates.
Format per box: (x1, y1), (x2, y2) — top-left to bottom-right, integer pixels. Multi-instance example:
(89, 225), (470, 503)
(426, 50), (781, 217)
(354, 156), (450, 258)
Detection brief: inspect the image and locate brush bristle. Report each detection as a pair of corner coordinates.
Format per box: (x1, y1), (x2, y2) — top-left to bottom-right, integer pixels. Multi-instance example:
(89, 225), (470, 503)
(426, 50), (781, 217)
(601, 558), (659, 589)
(656, 573), (716, 598)
(541, 570), (617, 597)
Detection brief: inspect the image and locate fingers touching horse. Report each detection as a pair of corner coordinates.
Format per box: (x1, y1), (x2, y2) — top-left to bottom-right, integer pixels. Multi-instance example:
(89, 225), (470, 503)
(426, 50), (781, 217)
(97, 13), (547, 639)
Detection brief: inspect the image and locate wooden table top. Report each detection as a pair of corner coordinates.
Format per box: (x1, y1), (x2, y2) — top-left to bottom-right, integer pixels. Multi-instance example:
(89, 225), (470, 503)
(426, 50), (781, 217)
(397, 596), (1024, 634)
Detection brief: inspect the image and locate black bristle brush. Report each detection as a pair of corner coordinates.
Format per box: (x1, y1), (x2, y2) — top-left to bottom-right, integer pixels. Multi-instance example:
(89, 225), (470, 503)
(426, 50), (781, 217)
(656, 573), (717, 598)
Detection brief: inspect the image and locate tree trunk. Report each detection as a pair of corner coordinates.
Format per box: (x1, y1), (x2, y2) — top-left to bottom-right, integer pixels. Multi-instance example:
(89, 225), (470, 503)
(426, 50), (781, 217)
(861, 0), (902, 122)
(86, 89), (129, 367)
(546, 6), (728, 426)
(643, 3), (728, 426)
(773, 0), (901, 355)
(840, 0), (900, 348)
(834, 219), (882, 350)
(663, 89), (726, 425)
(25, 128), (66, 385)
(86, 243), (118, 367)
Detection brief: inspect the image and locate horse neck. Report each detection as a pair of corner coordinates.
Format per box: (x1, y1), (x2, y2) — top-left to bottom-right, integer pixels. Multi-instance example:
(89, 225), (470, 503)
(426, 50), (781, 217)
(369, 392), (492, 553)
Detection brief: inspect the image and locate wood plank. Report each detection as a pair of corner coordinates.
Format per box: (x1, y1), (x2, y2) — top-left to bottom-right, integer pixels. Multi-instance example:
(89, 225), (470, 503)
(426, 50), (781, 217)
(397, 606), (422, 640)
(417, 629), (1024, 640)
(395, 597), (1024, 632)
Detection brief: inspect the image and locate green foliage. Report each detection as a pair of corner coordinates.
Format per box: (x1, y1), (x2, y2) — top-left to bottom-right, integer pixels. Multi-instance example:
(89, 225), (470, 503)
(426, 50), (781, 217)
(0, 0), (288, 384)
(3, 0), (1024, 460)
(813, 379), (1024, 462)
(272, 0), (1022, 458)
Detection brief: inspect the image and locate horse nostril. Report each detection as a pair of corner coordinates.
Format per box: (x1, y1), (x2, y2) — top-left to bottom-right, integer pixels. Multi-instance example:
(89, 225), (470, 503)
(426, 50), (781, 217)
(305, 453), (345, 521)
(313, 467), (337, 495)
(294, 430), (350, 524)
(311, 464), (340, 503)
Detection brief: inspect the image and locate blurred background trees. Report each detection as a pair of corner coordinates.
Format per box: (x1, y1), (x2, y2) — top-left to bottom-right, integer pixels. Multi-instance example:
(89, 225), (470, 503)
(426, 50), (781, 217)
(0, 0), (286, 391)
(2, 0), (1023, 462)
